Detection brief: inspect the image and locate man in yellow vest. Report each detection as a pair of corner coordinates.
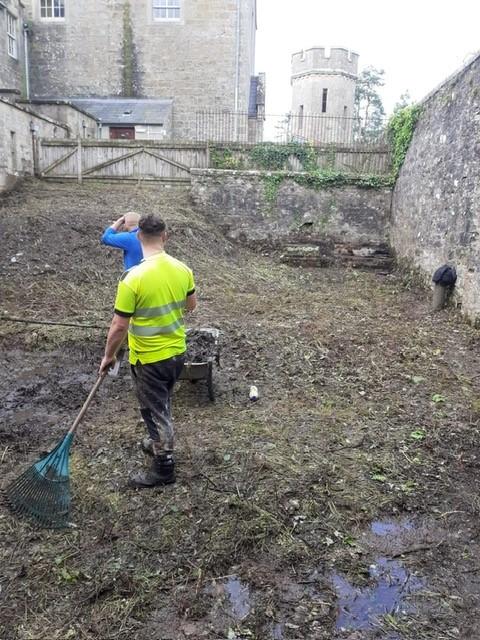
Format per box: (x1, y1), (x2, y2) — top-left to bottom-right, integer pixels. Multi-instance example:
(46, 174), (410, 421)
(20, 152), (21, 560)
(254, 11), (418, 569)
(100, 213), (197, 488)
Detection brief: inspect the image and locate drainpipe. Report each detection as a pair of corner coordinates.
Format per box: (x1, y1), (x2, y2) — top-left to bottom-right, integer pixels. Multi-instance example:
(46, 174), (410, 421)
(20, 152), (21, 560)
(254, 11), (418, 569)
(233, 0), (241, 140)
(23, 23), (30, 100)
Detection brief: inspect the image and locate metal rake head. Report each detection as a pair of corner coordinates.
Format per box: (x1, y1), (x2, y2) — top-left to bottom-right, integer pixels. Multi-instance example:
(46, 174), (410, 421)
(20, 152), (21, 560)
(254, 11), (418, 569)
(6, 434), (73, 529)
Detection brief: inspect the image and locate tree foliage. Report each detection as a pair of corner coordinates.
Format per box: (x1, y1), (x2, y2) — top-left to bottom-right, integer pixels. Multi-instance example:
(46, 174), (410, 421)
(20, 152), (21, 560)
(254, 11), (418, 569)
(393, 91), (413, 114)
(354, 67), (386, 141)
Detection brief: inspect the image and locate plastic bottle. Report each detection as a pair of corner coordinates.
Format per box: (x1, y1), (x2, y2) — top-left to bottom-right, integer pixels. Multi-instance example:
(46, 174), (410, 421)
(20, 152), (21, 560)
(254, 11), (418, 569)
(249, 385), (259, 401)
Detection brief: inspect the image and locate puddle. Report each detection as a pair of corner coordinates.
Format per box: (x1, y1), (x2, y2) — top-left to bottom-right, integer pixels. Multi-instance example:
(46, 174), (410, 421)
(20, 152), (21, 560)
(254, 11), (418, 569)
(225, 576), (251, 619)
(371, 519), (414, 537)
(332, 557), (424, 630)
(206, 575), (251, 621)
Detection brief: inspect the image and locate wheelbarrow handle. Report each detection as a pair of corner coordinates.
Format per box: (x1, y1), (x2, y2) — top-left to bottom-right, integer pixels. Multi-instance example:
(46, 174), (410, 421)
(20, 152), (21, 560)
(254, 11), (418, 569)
(108, 347), (125, 378)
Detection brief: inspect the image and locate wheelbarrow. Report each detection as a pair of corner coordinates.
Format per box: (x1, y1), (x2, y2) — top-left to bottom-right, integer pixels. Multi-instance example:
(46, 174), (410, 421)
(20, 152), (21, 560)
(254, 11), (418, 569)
(179, 328), (220, 401)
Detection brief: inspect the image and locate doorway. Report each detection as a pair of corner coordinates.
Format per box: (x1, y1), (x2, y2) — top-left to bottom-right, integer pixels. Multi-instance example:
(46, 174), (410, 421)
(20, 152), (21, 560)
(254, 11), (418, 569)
(109, 127), (135, 140)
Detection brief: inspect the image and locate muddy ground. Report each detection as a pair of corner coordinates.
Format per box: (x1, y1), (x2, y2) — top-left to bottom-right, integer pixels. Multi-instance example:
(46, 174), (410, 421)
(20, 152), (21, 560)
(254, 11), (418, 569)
(1, 180), (480, 640)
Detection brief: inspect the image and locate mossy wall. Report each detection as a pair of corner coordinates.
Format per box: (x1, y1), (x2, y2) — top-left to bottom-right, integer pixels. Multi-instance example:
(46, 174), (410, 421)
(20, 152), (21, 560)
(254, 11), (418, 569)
(191, 169), (392, 245)
(391, 54), (480, 321)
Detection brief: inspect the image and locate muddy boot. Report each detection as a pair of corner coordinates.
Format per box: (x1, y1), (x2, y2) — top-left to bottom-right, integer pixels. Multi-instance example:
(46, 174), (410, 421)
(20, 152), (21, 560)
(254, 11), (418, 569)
(141, 437), (155, 456)
(129, 453), (175, 489)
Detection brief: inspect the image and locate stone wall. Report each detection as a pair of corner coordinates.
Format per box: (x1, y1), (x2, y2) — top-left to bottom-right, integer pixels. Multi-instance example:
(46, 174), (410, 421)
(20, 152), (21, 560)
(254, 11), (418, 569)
(0, 0), (25, 94)
(20, 102), (98, 138)
(391, 53), (480, 321)
(25, 0), (124, 98)
(191, 169), (391, 246)
(23, 0), (257, 140)
(0, 100), (68, 191)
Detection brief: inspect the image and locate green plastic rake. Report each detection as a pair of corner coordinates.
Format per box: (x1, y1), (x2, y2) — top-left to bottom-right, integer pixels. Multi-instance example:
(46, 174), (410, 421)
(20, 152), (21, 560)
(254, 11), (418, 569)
(6, 363), (116, 529)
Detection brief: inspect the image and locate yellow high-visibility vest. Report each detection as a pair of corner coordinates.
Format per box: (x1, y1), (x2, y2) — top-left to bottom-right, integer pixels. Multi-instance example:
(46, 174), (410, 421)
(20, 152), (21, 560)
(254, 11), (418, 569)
(114, 252), (195, 364)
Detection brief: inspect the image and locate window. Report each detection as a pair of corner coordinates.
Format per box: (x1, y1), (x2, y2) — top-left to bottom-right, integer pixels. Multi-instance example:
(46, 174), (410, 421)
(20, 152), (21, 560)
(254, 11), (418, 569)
(40, 0), (65, 19)
(298, 105), (304, 130)
(7, 12), (17, 59)
(153, 0), (181, 20)
(322, 88), (328, 114)
(10, 131), (17, 171)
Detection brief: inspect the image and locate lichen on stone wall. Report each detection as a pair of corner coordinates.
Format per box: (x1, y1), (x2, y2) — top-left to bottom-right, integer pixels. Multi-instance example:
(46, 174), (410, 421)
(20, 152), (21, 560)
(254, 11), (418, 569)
(122, 1), (140, 97)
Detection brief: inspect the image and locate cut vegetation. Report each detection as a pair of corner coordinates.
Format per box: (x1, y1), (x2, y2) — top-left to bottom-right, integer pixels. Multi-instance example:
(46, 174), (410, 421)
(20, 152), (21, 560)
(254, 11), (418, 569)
(0, 181), (479, 640)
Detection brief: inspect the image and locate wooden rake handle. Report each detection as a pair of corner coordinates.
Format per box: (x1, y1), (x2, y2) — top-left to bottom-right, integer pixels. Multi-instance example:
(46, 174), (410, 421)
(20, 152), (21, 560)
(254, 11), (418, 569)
(67, 372), (108, 436)
(67, 349), (125, 436)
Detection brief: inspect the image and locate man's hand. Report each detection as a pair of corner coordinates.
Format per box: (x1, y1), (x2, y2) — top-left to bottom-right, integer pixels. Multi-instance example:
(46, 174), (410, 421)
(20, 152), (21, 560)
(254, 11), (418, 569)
(111, 216), (126, 231)
(99, 355), (116, 375)
(100, 314), (130, 375)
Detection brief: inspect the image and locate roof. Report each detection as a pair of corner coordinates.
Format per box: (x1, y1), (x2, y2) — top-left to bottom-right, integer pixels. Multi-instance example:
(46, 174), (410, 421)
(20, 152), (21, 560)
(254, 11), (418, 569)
(70, 99), (173, 124)
(19, 99), (99, 121)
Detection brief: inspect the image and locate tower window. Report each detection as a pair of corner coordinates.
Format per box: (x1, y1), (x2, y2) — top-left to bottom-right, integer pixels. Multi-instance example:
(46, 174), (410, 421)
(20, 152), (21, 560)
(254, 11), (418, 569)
(40, 0), (65, 19)
(153, 0), (181, 20)
(7, 12), (17, 58)
(322, 89), (328, 113)
(298, 105), (304, 130)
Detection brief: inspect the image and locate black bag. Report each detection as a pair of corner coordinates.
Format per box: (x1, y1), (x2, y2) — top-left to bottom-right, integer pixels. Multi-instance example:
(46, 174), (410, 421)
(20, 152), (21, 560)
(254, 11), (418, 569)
(432, 265), (457, 286)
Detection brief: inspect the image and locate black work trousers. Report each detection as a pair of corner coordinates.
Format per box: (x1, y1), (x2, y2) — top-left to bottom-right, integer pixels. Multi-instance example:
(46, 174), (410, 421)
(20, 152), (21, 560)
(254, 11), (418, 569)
(130, 354), (185, 454)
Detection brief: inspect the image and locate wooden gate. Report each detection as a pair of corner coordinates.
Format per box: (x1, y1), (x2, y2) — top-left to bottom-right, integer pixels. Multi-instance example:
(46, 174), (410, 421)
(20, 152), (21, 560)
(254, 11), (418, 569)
(37, 139), (210, 183)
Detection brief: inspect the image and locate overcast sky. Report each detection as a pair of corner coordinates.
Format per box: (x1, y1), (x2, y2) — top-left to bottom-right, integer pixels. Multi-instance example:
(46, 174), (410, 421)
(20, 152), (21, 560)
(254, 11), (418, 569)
(255, 0), (479, 117)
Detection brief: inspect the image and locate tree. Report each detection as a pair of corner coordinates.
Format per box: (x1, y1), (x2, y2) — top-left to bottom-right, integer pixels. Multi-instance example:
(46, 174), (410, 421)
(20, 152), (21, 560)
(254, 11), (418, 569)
(393, 91), (412, 114)
(354, 67), (386, 141)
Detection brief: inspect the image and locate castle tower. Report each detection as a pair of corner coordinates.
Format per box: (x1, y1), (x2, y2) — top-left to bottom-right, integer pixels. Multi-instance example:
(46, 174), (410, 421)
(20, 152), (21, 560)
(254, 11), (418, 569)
(290, 47), (359, 143)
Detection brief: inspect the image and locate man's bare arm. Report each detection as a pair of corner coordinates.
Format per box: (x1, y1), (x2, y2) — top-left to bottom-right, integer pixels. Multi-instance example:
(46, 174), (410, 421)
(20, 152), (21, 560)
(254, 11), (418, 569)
(99, 313), (130, 374)
(186, 292), (197, 312)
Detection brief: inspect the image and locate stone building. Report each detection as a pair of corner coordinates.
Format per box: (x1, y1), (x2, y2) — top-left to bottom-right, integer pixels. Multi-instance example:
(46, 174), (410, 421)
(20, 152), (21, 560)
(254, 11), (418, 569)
(21, 0), (263, 140)
(0, 0), (26, 97)
(291, 47), (359, 144)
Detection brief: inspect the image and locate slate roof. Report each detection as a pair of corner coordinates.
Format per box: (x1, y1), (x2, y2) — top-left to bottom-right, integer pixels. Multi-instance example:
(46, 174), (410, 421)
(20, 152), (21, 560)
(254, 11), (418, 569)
(70, 99), (173, 124)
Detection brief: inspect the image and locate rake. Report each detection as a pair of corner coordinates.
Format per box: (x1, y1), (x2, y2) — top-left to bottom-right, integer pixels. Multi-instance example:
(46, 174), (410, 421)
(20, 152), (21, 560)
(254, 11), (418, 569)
(6, 357), (122, 529)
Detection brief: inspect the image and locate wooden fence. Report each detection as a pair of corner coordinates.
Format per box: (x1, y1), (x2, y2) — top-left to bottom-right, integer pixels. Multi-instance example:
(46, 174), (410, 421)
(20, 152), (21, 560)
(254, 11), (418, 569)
(210, 142), (391, 174)
(36, 139), (391, 182)
(37, 139), (209, 183)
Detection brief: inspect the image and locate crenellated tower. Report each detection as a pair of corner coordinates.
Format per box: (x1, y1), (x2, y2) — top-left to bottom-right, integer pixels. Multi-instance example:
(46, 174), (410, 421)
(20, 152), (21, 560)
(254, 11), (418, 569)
(290, 47), (359, 143)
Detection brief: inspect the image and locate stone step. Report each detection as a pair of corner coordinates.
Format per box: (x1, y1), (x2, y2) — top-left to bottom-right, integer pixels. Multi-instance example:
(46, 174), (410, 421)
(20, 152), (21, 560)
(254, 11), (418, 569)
(280, 241), (393, 271)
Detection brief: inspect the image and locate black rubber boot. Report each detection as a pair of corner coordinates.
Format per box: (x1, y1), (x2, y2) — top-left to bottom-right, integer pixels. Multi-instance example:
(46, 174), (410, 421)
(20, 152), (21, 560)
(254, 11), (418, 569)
(129, 453), (176, 489)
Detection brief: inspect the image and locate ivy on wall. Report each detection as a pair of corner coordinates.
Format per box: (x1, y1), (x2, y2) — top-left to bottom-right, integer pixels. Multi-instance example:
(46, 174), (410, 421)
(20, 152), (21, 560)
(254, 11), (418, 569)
(210, 140), (395, 207)
(261, 170), (394, 205)
(388, 105), (422, 176)
(210, 148), (245, 170)
(249, 142), (318, 171)
(211, 142), (318, 171)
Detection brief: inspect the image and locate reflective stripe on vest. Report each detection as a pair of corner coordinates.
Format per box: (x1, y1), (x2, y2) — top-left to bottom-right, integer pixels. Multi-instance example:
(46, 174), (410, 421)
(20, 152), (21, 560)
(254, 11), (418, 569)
(133, 299), (186, 318)
(129, 318), (185, 337)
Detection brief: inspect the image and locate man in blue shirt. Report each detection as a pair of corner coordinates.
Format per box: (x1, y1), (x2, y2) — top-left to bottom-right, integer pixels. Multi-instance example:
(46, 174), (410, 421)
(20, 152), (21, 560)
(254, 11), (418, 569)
(101, 211), (143, 270)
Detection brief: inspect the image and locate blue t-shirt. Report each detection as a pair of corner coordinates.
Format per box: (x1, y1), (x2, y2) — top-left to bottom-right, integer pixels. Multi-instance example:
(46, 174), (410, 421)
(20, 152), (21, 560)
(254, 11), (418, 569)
(101, 227), (143, 270)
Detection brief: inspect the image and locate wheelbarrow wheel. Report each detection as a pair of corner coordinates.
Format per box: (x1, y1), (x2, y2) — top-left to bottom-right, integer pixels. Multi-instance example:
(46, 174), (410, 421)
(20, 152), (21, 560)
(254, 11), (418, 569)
(207, 361), (215, 402)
